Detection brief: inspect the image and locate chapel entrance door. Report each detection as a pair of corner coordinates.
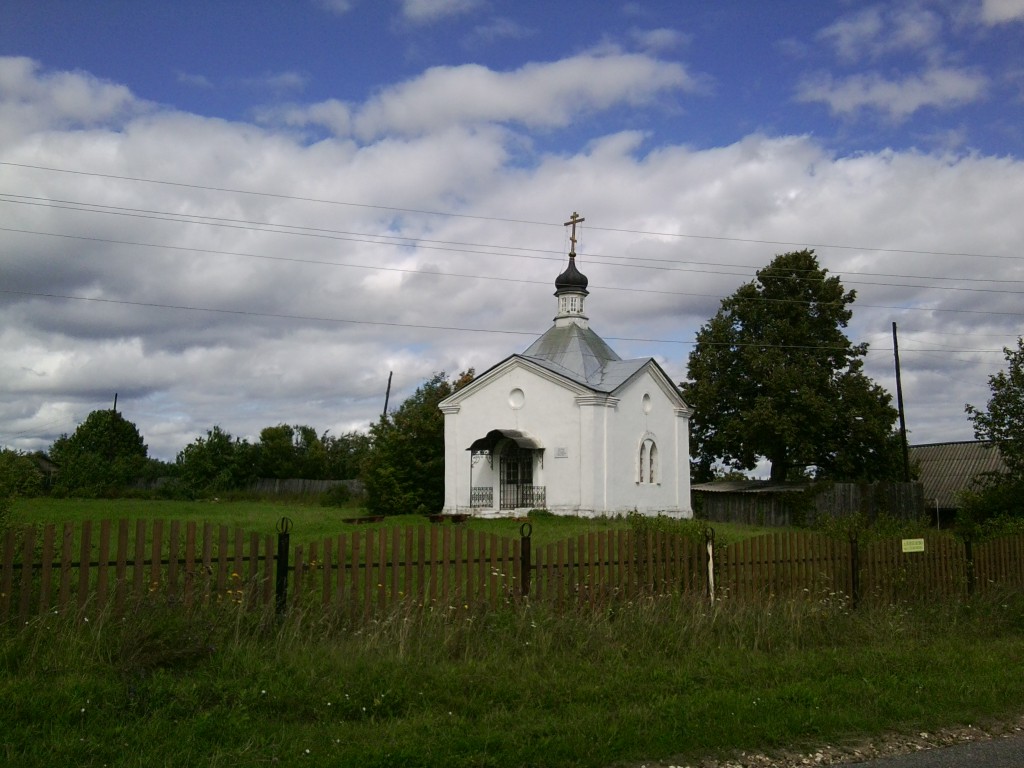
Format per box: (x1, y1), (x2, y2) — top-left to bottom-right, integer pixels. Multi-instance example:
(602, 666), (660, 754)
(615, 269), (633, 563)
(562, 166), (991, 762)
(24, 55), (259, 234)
(499, 446), (533, 510)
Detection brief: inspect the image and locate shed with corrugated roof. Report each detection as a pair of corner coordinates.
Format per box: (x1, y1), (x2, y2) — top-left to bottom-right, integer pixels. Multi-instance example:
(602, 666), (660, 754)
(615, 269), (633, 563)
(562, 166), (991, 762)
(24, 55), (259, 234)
(908, 440), (1007, 516)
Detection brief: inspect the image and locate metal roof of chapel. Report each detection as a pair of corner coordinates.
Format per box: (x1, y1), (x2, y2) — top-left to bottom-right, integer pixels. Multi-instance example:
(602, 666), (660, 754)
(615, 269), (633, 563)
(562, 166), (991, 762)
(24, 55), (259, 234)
(520, 323), (649, 393)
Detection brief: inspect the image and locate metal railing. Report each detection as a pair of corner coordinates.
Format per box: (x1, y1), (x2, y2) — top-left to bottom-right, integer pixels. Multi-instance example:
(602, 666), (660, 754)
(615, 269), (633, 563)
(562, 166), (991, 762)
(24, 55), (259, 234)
(470, 486), (493, 508)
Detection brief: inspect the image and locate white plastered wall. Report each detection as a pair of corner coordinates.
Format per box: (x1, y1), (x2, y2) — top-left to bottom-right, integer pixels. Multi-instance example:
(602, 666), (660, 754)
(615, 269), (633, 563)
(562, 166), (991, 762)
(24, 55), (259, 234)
(442, 360), (584, 515)
(441, 358), (692, 518)
(603, 367), (692, 517)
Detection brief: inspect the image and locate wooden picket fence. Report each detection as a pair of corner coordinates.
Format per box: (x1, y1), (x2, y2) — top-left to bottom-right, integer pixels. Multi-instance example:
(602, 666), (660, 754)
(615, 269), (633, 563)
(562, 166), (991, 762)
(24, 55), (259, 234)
(0, 520), (277, 624)
(715, 531), (1024, 603)
(2, 520), (1023, 627)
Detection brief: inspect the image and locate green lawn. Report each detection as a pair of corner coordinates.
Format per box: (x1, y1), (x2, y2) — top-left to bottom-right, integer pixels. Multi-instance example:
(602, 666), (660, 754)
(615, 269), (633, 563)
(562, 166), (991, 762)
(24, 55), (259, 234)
(9, 496), (778, 548)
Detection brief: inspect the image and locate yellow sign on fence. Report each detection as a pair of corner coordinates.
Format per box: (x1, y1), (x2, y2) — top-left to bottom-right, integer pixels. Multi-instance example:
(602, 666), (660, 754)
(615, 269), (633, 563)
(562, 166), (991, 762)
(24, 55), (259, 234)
(901, 538), (925, 553)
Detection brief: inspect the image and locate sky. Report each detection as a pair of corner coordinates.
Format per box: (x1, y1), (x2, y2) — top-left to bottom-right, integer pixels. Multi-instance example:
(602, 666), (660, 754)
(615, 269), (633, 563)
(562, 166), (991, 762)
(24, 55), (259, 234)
(2, 0), (1024, 468)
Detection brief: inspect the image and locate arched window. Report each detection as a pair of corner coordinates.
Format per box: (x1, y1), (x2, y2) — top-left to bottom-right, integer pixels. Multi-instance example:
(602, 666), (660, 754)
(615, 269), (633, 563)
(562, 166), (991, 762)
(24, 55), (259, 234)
(639, 438), (658, 484)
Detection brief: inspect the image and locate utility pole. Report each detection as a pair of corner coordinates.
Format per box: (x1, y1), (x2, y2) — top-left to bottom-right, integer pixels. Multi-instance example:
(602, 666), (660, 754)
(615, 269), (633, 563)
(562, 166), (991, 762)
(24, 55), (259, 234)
(892, 323), (910, 482)
(381, 371), (393, 420)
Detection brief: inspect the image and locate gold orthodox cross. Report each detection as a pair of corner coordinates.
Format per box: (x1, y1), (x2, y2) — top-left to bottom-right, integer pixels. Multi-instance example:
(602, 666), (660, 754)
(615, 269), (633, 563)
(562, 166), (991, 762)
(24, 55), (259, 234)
(564, 211), (585, 254)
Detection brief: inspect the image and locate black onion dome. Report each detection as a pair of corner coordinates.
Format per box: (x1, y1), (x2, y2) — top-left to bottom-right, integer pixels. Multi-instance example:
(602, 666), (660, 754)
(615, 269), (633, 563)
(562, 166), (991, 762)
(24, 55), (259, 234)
(554, 255), (589, 295)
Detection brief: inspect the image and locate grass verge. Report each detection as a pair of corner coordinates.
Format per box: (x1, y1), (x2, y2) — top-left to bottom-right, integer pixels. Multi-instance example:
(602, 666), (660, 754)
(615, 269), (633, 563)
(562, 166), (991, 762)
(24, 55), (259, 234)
(3, 589), (1024, 767)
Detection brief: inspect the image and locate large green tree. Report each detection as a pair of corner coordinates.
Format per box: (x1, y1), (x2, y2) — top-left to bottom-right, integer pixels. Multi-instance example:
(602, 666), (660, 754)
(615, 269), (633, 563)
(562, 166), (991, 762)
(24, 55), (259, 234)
(176, 426), (258, 492)
(966, 337), (1024, 478)
(255, 424), (354, 480)
(256, 424), (303, 479)
(682, 249), (901, 483)
(322, 430), (371, 480)
(959, 337), (1024, 528)
(363, 370), (473, 516)
(49, 409), (149, 496)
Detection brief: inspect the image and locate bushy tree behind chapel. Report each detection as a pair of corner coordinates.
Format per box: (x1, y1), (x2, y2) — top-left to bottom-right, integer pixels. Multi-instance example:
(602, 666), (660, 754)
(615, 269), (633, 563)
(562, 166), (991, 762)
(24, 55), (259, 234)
(682, 250), (902, 483)
(363, 370), (473, 516)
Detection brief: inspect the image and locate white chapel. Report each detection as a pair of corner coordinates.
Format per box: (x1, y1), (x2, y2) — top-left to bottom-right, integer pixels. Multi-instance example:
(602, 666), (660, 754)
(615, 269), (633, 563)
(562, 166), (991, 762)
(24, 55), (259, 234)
(439, 213), (693, 518)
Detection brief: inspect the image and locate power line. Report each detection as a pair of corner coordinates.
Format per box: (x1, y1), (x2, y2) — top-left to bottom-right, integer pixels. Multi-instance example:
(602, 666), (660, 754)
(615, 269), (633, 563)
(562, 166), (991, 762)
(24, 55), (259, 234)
(0, 288), (541, 338)
(8, 226), (1024, 306)
(0, 288), (1010, 353)
(3, 200), (1023, 297)
(0, 161), (555, 227)
(2, 160), (1020, 263)
(0, 194), (558, 259)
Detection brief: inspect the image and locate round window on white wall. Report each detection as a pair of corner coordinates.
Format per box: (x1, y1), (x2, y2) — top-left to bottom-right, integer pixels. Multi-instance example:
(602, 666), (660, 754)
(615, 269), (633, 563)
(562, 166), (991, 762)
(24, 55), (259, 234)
(642, 393), (652, 414)
(509, 388), (525, 409)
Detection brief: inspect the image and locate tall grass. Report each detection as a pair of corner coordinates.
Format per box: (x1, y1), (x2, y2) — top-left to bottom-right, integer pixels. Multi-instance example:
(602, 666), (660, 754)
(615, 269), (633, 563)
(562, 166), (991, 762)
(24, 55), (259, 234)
(4, 588), (1024, 767)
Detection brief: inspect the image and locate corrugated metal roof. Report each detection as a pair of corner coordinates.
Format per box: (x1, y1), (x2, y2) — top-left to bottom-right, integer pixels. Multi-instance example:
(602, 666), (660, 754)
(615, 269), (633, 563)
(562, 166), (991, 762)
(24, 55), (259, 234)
(691, 480), (810, 494)
(521, 323), (648, 393)
(908, 441), (1007, 509)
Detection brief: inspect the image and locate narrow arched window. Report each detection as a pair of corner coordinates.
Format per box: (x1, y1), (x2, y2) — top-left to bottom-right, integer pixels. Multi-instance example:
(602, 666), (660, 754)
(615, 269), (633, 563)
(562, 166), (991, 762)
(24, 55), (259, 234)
(639, 438), (658, 484)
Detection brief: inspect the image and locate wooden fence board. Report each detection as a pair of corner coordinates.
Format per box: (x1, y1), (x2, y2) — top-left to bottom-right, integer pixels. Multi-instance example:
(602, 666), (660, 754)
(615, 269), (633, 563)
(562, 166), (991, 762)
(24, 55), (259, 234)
(167, 521), (179, 604)
(0, 529), (14, 621)
(18, 526), (35, 623)
(77, 521), (91, 613)
(183, 521), (195, 609)
(40, 523), (55, 616)
(152, 520), (165, 597)
(134, 520), (146, 601)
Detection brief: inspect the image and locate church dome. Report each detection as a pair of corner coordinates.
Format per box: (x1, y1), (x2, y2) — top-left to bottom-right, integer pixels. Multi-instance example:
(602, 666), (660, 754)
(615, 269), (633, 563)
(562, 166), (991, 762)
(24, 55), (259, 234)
(554, 254), (589, 296)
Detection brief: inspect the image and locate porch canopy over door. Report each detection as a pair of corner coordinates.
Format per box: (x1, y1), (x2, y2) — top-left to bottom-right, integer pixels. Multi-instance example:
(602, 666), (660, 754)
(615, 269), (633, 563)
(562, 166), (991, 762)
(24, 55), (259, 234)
(467, 428), (543, 454)
(467, 429), (545, 510)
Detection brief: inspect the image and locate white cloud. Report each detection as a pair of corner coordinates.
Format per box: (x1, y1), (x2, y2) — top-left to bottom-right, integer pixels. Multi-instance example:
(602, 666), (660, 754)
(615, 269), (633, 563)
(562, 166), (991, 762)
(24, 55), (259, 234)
(400, 0), (481, 23)
(314, 0), (356, 15)
(979, 0), (1024, 24)
(257, 98), (353, 135)
(176, 71), (214, 89)
(0, 56), (139, 142)
(243, 71), (308, 93)
(466, 18), (533, 45)
(350, 54), (696, 138)
(2, 57), (1023, 463)
(796, 66), (988, 120)
(629, 27), (688, 53)
(817, 7), (884, 62)
(818, 6), (943, 62)
(256, 55), (693, 139)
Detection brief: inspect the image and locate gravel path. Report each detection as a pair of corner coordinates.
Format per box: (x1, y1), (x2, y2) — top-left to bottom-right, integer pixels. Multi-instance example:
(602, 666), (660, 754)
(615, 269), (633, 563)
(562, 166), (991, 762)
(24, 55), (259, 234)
(620, 715), (1024, 768)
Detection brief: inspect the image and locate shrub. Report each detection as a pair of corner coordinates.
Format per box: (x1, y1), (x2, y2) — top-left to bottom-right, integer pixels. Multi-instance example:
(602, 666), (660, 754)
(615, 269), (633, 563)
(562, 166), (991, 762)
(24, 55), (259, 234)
(319, 483), (352, 507)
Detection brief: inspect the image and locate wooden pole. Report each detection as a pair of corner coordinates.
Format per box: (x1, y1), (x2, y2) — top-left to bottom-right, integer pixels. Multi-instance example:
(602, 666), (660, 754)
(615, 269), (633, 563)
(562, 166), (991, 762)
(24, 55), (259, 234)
(382, 371), (393, 420)
(892, 323), (910, 482)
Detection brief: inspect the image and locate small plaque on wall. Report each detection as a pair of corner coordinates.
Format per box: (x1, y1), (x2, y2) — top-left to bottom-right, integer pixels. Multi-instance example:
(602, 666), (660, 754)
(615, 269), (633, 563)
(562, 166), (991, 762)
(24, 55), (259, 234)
(555, 447), (568, 458)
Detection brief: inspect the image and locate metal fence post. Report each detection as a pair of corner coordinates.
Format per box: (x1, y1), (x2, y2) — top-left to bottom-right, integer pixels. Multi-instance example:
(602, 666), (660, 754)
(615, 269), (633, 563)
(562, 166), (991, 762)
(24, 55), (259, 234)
(520, 522), (532, 597)
(275, 517), (292, 615)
